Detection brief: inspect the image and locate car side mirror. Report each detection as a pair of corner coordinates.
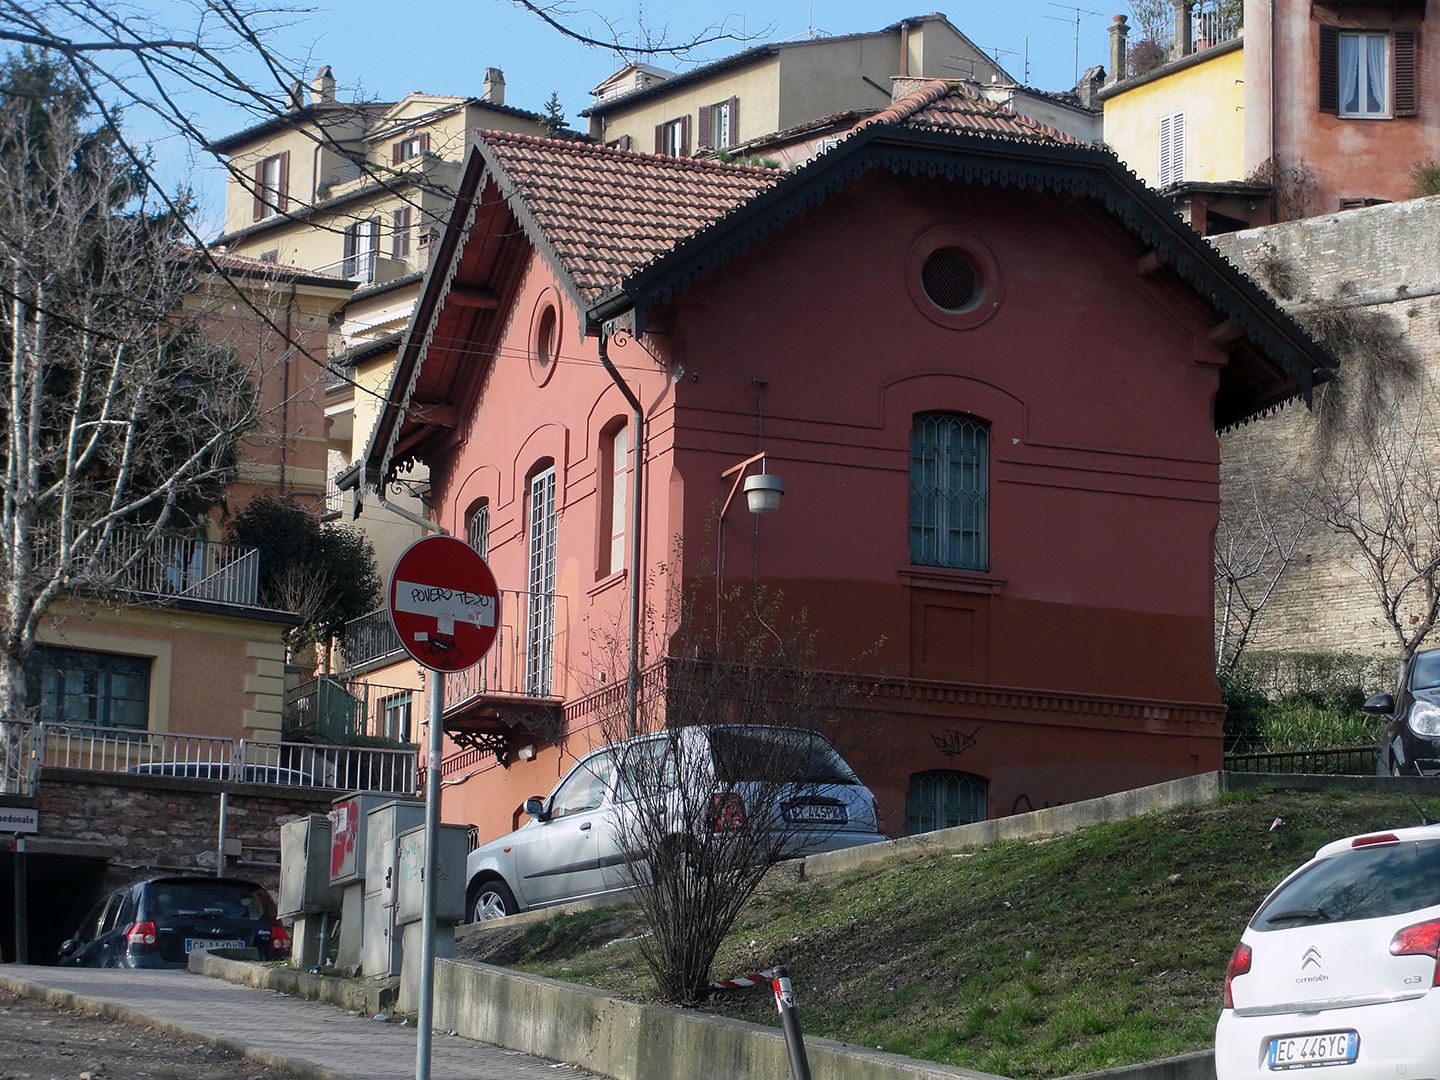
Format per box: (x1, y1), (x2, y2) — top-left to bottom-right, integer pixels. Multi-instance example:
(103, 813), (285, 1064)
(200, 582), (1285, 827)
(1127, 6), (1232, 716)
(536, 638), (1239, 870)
(523, 796), (549, 821)
(58, 939), (77, 957)
(1363, 692), (1396, 715)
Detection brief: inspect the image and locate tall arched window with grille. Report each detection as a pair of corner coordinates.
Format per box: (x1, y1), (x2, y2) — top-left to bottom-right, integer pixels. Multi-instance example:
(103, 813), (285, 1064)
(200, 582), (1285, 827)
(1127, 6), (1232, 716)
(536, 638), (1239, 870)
(906, 770), (988, 834)
(909, 413), (989, 570)
(526, 467), (557, 697)
(465, 500), (489, 559)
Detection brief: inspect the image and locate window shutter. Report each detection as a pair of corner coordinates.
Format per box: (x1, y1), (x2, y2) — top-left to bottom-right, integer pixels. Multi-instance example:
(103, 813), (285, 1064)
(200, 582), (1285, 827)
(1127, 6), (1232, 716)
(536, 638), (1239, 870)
(619, 134), (632, 151)
(1158, 114), (1173, 185)
(727, 96), (739, 147)
(343, 224), (357, 261)
(654, 124), (664, 154)
(1318, 24), (1339, 113)
(419, 133), (430, 154)
(392, 141), (403, 165)
(277, 151), (290, 213)
(697, 104), (712, 149)
(680, 114), (691, 156)
(1395, 28), (1418, 116)
(1172, 112), (1185, 183)
(253, 161), (265, 221)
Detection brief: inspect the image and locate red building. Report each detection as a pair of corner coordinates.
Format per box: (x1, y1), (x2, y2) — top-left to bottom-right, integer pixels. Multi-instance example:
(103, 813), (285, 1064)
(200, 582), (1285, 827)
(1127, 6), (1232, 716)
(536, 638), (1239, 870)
(353, 82), (1332, 842)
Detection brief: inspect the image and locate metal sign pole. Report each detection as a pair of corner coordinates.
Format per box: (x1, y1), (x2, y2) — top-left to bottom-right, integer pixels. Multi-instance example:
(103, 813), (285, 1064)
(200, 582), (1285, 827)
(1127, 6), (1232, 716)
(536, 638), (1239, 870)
(13, 835), (27, 965)
(414, 671), (443, 1080)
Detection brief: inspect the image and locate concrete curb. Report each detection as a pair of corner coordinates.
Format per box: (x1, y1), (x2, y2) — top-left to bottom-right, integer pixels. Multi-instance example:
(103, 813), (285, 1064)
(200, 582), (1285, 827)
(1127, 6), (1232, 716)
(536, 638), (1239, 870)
(186, 949), (399, 1015)
(1060, 1049), (1216, 1080)
(0, 969), (354, 1080)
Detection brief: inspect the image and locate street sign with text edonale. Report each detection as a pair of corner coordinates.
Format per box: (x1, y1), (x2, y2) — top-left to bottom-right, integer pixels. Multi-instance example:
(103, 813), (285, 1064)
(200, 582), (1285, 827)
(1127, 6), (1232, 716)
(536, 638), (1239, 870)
(386, 535), (500, 672)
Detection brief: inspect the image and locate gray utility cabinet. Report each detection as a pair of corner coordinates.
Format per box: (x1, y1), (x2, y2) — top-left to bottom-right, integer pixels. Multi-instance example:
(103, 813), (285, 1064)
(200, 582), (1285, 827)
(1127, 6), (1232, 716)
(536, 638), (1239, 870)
(362, 800), (427, 978)
(279, 815), (342, 917)
(395, 822), (470, 925)
(329, 791), (421, 973)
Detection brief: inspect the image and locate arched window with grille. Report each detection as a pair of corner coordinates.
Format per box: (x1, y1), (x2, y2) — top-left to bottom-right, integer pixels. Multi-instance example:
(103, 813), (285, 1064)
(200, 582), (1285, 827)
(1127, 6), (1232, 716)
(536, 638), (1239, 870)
(465, 499), (489, 559)
(910, 413), (989, 570)
(906, 770), (988, 834)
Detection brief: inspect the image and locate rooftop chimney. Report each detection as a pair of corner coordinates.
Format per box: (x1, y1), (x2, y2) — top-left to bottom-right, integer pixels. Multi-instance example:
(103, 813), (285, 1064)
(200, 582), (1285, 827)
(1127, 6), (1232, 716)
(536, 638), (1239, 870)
(483, 68), (506, 106)
(1107, 15), (1130, 85)
(311, 65), (336, 106)
(286, 80), (305, 111)
(1171, 0), (1195, 60)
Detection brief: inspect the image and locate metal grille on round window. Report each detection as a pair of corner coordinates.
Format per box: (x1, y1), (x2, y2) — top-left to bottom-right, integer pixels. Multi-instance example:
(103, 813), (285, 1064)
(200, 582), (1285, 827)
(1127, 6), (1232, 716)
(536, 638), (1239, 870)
(921, 250), (978, 311)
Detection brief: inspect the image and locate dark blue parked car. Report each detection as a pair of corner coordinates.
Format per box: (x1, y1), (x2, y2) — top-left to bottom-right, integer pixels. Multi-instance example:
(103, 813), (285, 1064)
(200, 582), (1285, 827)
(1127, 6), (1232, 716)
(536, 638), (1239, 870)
(58, 877), (289, 968)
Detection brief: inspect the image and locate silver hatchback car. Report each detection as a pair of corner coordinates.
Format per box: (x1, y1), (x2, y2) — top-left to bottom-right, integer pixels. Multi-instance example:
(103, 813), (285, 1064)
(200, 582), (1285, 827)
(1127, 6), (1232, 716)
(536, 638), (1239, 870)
(465, 725), (886, 921)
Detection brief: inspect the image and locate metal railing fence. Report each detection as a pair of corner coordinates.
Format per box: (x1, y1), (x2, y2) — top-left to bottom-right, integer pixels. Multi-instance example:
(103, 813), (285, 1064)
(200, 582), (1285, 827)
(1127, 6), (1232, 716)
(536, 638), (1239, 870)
(443, 589), (568, 711)
(0, 718), (40, 796)
(341, 608), (403, 669)
(28, 720), (417, 794)
(284, 676), (418, 743)
(34, 524), (259, 607)
(1224, 746), (1379, 775)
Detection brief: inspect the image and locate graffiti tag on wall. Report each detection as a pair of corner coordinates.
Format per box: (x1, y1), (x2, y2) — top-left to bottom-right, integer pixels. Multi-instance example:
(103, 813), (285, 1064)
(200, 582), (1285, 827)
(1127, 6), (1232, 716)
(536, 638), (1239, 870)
(930, 725), (982, 758)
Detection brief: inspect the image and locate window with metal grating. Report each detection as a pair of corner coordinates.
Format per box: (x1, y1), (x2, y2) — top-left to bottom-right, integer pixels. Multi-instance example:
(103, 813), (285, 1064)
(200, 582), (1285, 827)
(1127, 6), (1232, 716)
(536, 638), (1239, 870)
(909, 413), (989, 571)
(921, 250), (978, 311)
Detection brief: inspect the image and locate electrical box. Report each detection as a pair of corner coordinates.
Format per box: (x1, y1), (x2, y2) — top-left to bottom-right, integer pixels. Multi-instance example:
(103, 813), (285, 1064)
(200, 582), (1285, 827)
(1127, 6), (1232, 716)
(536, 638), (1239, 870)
(329, 791), (418, 887)
(279, 815), (342, 918)
(360, 799), (427, 978)
(395, 822), (469, 925)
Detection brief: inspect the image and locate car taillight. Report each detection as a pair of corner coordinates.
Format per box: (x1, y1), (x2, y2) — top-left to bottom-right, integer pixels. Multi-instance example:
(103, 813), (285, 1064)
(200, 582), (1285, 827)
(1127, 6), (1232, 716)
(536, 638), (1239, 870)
(1223, 941), (1251, 1008)
(270, 923), (291, 953)
(1390, 918), (1440, 984)
(1353, 833), (1401, 848)
(711, 792), (747, 831)
(126, 921), (158, 946)
(872, 797), (888, 836)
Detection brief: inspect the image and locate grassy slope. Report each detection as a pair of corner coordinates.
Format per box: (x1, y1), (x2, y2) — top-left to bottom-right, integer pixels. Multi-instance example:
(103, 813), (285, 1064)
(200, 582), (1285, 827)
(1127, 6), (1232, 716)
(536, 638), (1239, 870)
(460, 787), (1440, 1079)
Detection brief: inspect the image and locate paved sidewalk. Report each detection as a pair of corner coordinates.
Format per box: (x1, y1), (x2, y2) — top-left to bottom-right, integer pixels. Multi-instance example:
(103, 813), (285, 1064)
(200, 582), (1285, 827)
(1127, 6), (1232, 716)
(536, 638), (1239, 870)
(0, 965), (605, 1080)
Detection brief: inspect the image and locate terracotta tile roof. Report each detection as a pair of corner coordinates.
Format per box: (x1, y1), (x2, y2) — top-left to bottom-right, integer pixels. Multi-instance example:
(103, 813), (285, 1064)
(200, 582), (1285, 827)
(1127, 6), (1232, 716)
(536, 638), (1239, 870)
(858, 80), (1078, 144)
(481, 129), (783, 305)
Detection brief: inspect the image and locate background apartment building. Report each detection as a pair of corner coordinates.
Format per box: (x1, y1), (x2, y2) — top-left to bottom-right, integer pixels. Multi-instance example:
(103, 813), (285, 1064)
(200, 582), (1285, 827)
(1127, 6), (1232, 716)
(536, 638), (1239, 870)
(209, 67), (551, 584)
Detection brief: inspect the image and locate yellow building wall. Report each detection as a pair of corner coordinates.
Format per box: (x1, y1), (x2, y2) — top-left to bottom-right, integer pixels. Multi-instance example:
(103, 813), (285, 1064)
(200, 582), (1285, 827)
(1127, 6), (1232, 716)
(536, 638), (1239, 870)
(36, 598), (292, 741)
(594, 57), (783, 152)
(1102, 45), (1245, 188)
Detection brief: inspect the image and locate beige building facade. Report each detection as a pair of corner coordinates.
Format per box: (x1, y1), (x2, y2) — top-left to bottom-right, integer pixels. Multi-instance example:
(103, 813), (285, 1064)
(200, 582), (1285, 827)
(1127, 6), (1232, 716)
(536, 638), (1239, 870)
(210, 68), (552, 584)
(584, 15), (1100, 158)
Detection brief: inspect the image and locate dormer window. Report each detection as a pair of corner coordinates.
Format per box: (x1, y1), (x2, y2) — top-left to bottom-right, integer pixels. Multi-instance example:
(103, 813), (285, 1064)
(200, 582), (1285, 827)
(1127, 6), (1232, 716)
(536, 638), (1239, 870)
(392, 133), (429, 164)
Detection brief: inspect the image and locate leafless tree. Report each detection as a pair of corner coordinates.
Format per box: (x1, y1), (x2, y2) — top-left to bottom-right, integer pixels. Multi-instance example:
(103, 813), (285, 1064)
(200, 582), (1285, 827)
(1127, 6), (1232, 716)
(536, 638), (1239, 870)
(579, 578), (880, 1005)
(0, 58), (262, 787)
(1303, 389), (1440, 663)
(1214, 447), (1315, 671)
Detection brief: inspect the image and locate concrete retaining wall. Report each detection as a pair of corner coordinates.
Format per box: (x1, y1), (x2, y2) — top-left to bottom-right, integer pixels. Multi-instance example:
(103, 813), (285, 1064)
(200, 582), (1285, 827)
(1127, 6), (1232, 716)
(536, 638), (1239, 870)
(189, 950), (398, 1014)
(432, 957), (1012, 1080)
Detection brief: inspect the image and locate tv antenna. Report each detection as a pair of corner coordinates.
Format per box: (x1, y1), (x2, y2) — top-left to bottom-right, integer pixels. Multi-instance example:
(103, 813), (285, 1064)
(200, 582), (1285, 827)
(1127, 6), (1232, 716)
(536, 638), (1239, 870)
(1046, 3), (1104, 84)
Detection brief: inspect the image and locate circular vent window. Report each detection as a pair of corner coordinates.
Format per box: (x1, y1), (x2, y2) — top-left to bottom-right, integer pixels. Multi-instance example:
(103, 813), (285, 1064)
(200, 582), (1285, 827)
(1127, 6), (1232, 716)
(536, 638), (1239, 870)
(921, 250), (978, 312)
(529, 289), (562, 386)
(906, 227), (1002, 330)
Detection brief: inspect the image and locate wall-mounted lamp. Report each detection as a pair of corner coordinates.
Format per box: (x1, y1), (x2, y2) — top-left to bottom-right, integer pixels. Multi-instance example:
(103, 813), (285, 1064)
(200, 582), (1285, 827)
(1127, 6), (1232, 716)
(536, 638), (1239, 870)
(721, 452), (785, 519)
(516, 744), (537, 761)
(743, 472), (784, 514)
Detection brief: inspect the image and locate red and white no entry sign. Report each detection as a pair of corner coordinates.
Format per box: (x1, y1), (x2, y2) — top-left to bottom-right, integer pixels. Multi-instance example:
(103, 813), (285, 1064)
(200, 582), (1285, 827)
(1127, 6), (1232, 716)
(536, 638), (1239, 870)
(386, 535), (500, 672)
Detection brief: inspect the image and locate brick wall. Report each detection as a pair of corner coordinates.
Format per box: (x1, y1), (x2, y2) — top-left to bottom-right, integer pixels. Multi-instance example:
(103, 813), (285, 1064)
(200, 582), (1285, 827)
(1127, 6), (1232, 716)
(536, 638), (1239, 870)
(1212, 196), (1440, 669)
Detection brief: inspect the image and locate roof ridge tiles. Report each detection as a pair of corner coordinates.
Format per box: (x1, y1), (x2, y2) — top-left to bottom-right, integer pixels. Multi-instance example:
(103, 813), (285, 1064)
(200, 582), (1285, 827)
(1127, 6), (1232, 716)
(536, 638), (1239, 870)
(474, 127), (785, 177)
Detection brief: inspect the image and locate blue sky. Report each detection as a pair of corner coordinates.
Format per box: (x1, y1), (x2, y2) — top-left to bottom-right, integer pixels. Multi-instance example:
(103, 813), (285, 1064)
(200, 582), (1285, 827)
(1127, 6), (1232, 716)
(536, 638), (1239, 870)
(128, 0), (1116, 232)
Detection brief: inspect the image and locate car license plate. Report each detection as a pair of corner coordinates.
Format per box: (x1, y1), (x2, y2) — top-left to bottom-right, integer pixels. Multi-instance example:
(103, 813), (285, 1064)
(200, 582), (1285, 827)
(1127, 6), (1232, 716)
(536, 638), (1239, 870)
(786, 803), (847, 824)
(1268, 1031), (1359, 1069)
(185, 938), (244, 953)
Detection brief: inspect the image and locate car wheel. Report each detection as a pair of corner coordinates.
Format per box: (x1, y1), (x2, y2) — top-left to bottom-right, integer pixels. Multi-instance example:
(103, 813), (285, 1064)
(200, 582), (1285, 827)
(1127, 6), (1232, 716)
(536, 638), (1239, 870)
(468, 876), (517, 922)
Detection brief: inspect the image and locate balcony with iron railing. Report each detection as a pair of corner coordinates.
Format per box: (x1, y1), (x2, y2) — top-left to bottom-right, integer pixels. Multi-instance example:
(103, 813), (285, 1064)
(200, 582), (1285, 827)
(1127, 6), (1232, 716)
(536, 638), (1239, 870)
(283, 675), (420, 745)
(35, 524), (261, 608)
(3, 718), (416, 795)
